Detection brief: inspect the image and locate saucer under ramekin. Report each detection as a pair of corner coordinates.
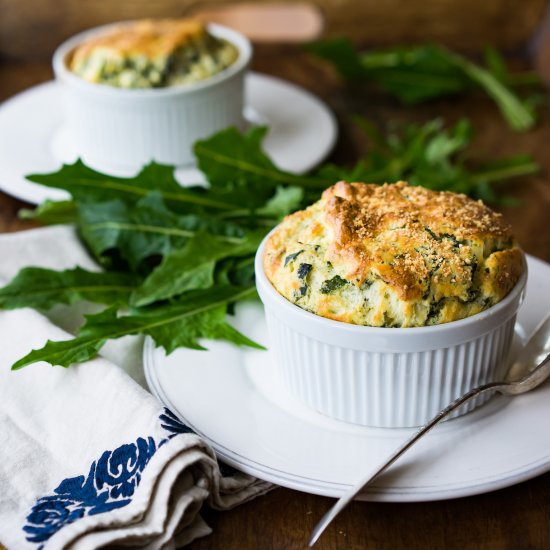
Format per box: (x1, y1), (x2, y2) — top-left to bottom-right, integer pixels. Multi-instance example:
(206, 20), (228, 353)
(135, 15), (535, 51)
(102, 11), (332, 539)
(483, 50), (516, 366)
(255, 235), (528, 428)
(52, 21), (252, 173)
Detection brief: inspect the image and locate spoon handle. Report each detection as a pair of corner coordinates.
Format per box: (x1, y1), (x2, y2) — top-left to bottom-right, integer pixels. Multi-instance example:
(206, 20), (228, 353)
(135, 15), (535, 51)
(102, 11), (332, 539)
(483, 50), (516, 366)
(308, 381), (500, 547)
(310, 314), (550, 547)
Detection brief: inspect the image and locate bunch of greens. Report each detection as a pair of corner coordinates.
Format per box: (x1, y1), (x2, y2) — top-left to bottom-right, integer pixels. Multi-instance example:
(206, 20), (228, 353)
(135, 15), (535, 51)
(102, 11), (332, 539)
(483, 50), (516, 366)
(2, 122), (538, 370)
(5, 127), (328, 370)
(309, 39), (541, 132)
(322, 117), (539, 203)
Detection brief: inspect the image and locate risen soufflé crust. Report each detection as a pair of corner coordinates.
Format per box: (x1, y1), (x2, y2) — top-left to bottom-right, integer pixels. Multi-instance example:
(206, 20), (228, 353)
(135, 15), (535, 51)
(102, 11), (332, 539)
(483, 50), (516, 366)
(263, 181), (523, 327)
(69, 19), (239, 88)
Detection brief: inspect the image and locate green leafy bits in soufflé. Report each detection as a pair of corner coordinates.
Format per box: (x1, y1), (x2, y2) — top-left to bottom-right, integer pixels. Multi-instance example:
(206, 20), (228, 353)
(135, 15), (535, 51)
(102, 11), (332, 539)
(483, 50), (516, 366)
(263, 181), (523, 328)
(68, 18), (239, 89)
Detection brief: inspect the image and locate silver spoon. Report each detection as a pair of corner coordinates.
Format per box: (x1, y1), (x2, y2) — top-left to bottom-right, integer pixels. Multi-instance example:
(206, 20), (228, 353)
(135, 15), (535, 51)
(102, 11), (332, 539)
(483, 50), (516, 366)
(309, 313), (550, 547)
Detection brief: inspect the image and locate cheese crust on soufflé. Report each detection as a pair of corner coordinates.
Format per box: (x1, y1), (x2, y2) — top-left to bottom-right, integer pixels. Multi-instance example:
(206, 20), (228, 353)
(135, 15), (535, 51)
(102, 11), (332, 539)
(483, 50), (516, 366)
(69, 19), (239, 89)
(263, 181), (523, 327)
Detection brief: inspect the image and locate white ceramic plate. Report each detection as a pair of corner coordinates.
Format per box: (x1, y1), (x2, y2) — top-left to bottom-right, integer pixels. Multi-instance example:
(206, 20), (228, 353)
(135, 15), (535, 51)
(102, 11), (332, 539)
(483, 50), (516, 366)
(144, 255), (550, 502)
(0, 72), (337, 204)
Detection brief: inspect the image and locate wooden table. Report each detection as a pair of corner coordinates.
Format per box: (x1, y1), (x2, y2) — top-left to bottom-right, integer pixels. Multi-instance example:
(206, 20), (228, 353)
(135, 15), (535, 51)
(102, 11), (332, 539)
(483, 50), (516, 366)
(1, 47), (549, 550)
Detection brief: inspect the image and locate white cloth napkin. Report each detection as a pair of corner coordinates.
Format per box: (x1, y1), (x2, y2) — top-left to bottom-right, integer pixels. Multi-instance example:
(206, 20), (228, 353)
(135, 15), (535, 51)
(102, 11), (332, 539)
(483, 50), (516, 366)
(0, 226), (271, 549)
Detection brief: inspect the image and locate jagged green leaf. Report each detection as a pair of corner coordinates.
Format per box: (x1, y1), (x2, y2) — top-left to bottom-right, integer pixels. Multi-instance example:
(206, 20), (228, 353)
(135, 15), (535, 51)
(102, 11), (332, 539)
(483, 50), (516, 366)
(310, 38), (538, 130)
(315, 117), (539, 201)
(0, 267), (139, 309)
(256, 186), (305, 218)
(26, 160), (235, 213)
(194, 126), (330, 202)
(131, 230), (265, 306)
(78, 192), (245, 271)
(12, 286), (263, 369)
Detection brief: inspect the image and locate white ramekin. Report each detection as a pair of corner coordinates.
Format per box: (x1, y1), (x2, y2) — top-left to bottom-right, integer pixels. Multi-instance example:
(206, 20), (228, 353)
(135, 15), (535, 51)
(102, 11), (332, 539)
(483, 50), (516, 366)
(255, 235), (528, 428)
(52, 21), (252, 173)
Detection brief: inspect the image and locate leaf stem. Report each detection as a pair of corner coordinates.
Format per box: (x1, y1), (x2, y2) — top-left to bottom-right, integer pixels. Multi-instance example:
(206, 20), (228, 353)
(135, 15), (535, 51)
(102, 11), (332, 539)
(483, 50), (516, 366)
(446, 51), (535, 131)
(0, 285), (137, 298)
(470, 161), (539, 184)
(28, 177), (236, 210)
(194, 145), (331, 189)
(85, 221), (245, 244)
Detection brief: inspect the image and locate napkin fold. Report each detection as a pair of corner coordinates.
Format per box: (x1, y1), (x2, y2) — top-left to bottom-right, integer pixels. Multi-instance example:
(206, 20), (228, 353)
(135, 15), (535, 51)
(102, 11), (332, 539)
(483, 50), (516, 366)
(0, 226), (271, 549)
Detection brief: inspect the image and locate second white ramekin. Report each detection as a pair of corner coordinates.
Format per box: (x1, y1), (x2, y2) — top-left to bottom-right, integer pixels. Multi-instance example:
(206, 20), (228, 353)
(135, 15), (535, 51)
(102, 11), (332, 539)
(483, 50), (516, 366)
(53, 21), (252, 173)
(255, 236), (527, 428)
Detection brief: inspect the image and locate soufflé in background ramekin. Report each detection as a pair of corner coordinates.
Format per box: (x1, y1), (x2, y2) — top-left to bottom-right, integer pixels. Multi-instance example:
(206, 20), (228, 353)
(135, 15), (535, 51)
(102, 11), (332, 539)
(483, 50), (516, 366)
(53, 18), (252, 172)
(256, 181), (526, 428)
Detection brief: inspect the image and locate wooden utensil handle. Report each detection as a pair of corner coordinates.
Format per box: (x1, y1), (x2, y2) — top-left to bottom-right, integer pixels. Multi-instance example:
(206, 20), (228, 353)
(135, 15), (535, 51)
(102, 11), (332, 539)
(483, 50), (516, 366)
(189, 2), (324, 43)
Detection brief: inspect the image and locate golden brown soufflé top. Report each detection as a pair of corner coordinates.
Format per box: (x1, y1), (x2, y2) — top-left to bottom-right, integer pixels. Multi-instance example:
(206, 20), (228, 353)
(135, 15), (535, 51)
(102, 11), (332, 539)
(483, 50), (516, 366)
(263, 181), (523, 327)
(68, 19), (239, 89)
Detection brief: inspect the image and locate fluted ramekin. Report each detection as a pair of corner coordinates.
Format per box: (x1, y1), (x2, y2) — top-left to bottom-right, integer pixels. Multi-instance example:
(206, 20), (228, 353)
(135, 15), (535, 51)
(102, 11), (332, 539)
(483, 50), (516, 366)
(255, 235), (527, 428)
(53, 21), (252, 173)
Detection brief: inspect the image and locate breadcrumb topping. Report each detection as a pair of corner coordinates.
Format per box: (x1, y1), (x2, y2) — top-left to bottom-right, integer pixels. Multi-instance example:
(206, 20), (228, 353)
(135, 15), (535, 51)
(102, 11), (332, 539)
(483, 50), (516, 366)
(70, 19), (207, 62)
(68, 19), (239, 88)
(322, 181), (513, 300)
(263, 181), (522, 328)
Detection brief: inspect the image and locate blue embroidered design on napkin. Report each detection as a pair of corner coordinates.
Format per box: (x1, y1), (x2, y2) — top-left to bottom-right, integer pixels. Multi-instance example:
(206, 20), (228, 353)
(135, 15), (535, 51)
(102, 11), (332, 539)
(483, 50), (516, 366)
(160, 408), (238, 477)
(23, 437), (157, 544)
(22, 408), (194, 545)
(159, 407), (195, 438)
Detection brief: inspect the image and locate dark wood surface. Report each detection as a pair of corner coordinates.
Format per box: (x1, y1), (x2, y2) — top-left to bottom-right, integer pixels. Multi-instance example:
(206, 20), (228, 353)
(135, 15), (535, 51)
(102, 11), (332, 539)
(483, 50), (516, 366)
(0, 0), (547, 59)
(1, 40), (550, 550)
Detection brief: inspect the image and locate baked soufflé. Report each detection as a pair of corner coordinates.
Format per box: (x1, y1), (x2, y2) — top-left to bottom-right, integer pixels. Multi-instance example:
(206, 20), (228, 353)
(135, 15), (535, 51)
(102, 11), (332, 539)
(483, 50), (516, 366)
(69, 19), (239, 89)
(263, 181), (523, 327)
